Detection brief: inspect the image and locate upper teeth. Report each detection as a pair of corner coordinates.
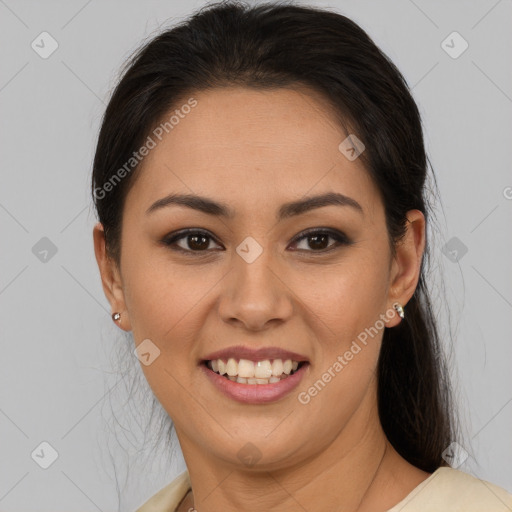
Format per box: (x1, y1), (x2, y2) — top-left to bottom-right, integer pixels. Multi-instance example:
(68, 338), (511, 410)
(209, 358), (300, 378)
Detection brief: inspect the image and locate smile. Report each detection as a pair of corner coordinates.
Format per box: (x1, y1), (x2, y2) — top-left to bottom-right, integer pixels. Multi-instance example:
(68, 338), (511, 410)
(200, 358), (310, 404)
(205, 358), (305, 384)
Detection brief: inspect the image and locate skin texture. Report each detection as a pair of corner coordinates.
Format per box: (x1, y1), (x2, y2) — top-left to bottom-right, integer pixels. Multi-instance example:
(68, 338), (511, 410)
(94, 86), (430, 512)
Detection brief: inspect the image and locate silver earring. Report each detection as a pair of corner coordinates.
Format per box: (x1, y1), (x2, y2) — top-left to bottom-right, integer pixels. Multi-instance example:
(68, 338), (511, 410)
(112, 312), (121, 322)
(394, 303), (405, 319)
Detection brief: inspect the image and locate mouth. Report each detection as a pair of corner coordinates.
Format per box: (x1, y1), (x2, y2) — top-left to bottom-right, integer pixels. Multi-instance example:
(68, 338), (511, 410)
(199, 357), (310, 404)
(200, 358), (309, 385)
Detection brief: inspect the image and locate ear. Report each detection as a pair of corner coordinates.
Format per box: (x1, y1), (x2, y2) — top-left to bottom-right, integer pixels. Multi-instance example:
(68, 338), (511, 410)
(386, 209), (426, 327)
(93, 222), (132, 331)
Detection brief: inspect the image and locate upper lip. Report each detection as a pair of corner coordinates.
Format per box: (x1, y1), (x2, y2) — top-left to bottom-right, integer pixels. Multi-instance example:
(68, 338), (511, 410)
(201, 345), (310, 363)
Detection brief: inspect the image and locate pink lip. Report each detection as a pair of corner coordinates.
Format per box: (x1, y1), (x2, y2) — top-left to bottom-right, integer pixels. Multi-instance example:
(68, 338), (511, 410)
(200, 362), (310, 404)
(201, 345), (309, 363)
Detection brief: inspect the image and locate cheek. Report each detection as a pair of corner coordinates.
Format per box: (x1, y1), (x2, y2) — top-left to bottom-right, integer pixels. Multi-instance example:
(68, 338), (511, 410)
(289, 259), (386, 430)
(121, 240), (208, 341)
(120, 249), (222, 399)
(291, 250), (389, 338)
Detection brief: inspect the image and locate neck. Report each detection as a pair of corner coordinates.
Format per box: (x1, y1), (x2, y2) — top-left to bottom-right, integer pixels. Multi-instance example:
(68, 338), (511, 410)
(176, 382), (429, 512)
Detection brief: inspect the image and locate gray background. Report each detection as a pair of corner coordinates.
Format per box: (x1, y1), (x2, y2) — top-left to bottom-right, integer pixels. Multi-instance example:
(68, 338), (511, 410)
(1, 0), (511, 510)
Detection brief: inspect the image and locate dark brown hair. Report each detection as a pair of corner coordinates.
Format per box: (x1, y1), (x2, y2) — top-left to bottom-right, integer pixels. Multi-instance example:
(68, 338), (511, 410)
(92, 0), (457, 472)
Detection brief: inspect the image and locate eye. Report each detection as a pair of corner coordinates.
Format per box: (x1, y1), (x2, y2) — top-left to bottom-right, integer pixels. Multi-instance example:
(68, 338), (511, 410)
(161, 227), (351, 256)
(161, 229), (223, 253)
(288, 228), (351, 253)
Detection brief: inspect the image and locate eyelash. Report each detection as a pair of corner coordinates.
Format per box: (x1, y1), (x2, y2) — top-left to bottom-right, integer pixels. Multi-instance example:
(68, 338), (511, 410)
(161, 227), (352, 256)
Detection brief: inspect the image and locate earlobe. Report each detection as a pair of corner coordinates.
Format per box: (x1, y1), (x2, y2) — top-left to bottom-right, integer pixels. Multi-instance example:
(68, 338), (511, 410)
(387, 209), (425, 320)
(93, 222), (132, 331)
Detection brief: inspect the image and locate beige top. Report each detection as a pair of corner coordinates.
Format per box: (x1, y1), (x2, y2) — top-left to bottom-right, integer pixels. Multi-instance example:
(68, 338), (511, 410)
(136, 467), (512, 511)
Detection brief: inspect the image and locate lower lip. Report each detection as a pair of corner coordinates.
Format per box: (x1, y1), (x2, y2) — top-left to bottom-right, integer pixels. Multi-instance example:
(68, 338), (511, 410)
(200, 362), (310, 404)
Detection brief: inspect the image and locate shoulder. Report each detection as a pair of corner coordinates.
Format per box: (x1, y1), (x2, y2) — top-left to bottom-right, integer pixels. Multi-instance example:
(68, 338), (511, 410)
(387, 467), (512, 511)
(136, 470), (191, 512)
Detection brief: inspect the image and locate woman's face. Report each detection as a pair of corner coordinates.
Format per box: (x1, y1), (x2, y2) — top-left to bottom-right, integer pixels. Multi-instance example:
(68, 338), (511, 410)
(94, 86), (424, 472)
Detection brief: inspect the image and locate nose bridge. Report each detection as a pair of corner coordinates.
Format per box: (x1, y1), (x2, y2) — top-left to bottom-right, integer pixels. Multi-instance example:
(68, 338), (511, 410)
(218, 236), (292, 329)
(236, 243), (275, 293)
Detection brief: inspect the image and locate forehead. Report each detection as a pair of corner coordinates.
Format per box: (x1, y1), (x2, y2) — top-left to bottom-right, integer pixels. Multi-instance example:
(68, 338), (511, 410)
(126, 86), (380, 220)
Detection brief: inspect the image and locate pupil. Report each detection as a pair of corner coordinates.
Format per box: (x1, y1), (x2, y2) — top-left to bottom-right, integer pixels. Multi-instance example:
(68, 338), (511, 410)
(309, 234), (328, 250)
(189, 235), (208, 250)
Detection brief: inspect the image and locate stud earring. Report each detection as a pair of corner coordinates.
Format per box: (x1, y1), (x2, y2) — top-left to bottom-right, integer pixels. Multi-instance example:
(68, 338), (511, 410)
(112, 312), (121, 322)
(394, 303), (405, 319)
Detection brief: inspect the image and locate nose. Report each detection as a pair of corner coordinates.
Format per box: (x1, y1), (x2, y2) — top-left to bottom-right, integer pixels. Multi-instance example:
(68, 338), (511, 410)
(218, 249), (294, 331)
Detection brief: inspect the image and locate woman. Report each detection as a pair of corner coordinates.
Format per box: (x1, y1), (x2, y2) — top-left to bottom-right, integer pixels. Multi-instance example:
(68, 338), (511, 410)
(91, 1), (512, 510)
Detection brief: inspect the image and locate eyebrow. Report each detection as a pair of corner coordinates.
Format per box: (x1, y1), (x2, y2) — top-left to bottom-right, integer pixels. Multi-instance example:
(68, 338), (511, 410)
(145, 191), (364, 220)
